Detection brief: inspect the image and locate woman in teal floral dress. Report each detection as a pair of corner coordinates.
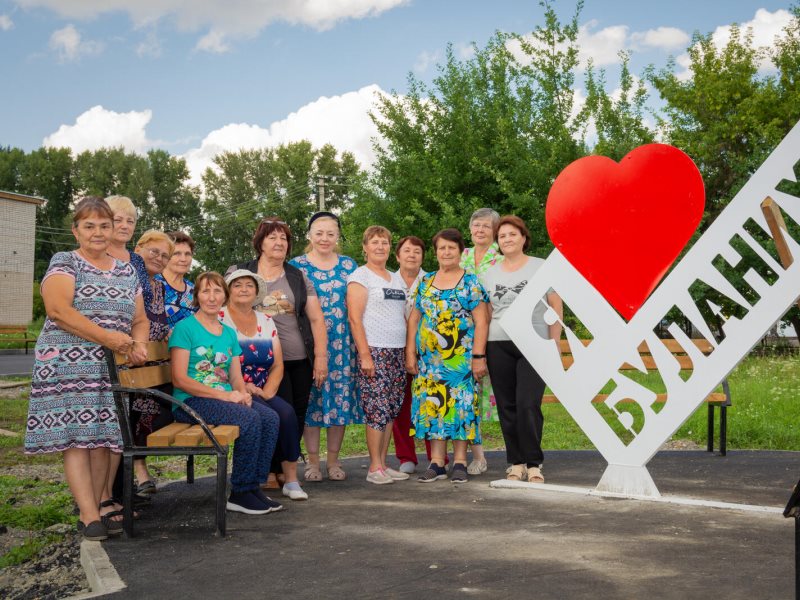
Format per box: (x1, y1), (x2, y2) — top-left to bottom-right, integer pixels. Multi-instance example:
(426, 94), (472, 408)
(289, 212), (363, 481)
(406, 228), (489, 484)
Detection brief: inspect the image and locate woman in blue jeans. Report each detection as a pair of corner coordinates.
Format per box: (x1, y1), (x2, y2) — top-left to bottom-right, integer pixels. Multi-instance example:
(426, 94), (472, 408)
(170, 272), (282, 515)
(220, 269), (307, 501)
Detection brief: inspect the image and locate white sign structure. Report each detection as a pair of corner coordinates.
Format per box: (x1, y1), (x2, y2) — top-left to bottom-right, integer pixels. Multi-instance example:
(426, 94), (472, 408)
(500, 121), (800, 497)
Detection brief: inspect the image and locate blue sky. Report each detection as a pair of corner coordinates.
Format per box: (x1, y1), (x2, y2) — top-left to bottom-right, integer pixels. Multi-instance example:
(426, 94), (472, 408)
(0, 1), (793, 183)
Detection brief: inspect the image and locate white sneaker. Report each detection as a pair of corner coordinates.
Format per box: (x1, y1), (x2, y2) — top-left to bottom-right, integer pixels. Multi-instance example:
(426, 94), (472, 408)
(366, 469), (394, 485)
(467, 458), (488, 475)
(384, 467), (410, 480)
(398, 461), (416, 474)
(282, 484), (309, 501)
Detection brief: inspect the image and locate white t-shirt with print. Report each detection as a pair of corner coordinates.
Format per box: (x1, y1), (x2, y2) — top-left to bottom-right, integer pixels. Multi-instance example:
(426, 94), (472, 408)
(347, 267), (407, 348)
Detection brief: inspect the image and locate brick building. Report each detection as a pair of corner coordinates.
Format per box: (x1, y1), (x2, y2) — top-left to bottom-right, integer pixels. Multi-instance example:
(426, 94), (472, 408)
(0, 191), (44, 326)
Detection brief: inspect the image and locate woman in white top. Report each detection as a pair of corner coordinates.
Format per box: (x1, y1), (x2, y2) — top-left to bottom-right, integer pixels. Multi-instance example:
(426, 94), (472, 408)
(481, 215), (563, 483)
(347, 226), (409, 485)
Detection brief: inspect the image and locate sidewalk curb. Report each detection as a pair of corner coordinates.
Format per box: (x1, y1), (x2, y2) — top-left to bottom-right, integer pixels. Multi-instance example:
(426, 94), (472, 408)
(67, 540), (127, 599)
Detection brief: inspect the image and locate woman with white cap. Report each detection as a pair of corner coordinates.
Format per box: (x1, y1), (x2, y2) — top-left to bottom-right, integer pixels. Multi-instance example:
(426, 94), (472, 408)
(220, 269), (307, 501)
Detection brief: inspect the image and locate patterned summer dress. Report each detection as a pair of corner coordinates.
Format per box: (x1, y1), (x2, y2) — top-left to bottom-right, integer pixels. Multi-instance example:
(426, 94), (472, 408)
(289, 254), (363, 427)
(25, 251), (140, 454)
(410, 271), (489, 442)
(460, 243), (503, 422)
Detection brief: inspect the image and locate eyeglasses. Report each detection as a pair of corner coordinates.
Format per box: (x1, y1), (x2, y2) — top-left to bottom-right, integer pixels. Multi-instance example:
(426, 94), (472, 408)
(145, 248), (171, 262)
(261, 219), (288, 227)
(471, 223), (493, 231)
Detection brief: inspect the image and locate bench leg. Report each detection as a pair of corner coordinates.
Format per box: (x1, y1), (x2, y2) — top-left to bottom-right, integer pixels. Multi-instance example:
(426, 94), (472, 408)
(216, 452), (228, 537)
(707, 404), (715, 453)
(720, 406), (727, 456)
(123, 454), (135, 537)
(187, 454), (195, 484)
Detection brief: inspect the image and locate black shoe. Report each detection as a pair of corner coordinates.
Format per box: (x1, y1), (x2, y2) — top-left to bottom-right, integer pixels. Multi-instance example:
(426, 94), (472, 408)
(418, 463), (448, 483)
(252, 489), (284, 513)
(136, 480), (157, 495)
(450, 463), (468, 483)
(227, 491), (273, 515)
(77, 520), (108, 541)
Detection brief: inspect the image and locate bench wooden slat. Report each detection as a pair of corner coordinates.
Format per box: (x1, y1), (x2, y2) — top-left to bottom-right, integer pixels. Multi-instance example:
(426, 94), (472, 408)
(174, 425), (211, 446)
(558, 338), (716, 356)
(542, 392), (727, 405)
(147, 422), (190, 447)
(115, 341), (170, 366)
(204, 425), (239, 446)
(118, 364), (171, 389)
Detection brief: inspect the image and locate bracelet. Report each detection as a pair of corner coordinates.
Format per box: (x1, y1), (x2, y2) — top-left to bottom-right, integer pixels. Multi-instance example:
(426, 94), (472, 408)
(472, 354), (486, 359)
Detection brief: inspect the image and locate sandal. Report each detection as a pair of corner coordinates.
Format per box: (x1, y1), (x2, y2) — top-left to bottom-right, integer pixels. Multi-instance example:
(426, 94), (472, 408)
(506, 464), (526, 481)
(304, 463), (323, 482)
(100, 514), (124, 536)
(262, 473), (280, 490)
(136, 480), (157, 495)
(527, 466), (544, 483)
(77, 520), (108, 541)
(101, 499), (141, 520)
(327, 463), (346, 481)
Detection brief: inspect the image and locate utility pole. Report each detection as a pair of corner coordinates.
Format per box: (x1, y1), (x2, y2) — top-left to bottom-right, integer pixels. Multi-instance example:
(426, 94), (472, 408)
(318, 176), (325, 211)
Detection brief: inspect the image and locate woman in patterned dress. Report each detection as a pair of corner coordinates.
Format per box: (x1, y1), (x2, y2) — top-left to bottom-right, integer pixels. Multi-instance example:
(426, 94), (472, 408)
(25, 197), (149, 541)
(289, 212), (361, 482)
(459, 207), (503, 475)
(155, 231), (197, 329)
(406, 228), (489, 484)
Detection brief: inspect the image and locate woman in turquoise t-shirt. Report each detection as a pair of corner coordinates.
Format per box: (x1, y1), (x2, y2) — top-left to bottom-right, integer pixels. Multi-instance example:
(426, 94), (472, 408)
(170, 272), (282, 516)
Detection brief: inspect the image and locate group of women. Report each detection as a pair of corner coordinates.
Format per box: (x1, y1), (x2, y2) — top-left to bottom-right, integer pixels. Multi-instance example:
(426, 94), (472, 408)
(24, 197), (562, 540)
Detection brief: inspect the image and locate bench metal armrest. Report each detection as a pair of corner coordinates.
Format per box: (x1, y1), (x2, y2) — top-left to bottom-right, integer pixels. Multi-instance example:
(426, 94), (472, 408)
(112, 385), (227, 454)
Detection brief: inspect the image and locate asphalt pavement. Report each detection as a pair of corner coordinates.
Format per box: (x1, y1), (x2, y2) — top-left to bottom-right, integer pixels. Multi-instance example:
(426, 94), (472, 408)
(99, 449), (800, 599)
(0, 352), (34, 377)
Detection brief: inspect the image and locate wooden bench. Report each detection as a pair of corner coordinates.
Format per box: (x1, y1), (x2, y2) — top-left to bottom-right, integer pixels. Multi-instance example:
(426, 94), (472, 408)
(104, 340), (239, 537)
(547, 338), (731, 454)
(0, 325), (37, 354)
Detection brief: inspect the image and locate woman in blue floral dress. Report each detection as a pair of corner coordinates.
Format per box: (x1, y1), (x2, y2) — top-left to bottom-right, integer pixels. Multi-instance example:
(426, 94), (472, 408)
(405, 228), (489, 484)
(289, 212), (363, 482)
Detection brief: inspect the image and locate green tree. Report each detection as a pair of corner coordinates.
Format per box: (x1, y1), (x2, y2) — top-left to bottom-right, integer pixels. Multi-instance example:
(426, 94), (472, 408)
(194, 141), (364, 273)
(364, 1), (587, 262)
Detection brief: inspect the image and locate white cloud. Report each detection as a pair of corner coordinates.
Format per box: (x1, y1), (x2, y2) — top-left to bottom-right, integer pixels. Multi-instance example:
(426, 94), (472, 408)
(136, 30), (161, 57)
(195, 30), (229, 53)
(182, 84), (386, 185)
(631, 26), (690, 51)
(454, 42), (476, 61)
(49, 24), (103, 62)
(711, 8), (793, 50)
(0, 14), (13, 30)
(413, 50), (441, 74)
(43, 105), (153, 153)
(16, 0), (408, 49)
(577, 21), (628, 66)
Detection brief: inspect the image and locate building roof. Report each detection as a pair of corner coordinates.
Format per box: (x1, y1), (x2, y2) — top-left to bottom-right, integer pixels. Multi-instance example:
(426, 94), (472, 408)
(0, 190), (45, 205)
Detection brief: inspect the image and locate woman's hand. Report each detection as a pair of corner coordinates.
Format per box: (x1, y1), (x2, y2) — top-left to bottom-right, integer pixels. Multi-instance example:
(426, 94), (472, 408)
(228, 390), (252, 407)
(128, 341), (149, 365)
(359, 352), (375, 377)
(245, 383), (266, 398)
(405, 349), (418, 375)
(313, 355), (328, 388)
(105, 331), (135, 354)
(471, 357), (488, 379)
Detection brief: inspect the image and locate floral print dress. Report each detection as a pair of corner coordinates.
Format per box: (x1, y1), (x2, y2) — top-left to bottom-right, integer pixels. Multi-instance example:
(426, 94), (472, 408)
(410, 271), (489, 442)
(289, 254), (363, 427)
(460, 243), (504, 422)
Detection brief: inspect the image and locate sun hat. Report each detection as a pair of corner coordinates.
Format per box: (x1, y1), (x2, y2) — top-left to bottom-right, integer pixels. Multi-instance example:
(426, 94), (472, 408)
(224, 269), (268, 308)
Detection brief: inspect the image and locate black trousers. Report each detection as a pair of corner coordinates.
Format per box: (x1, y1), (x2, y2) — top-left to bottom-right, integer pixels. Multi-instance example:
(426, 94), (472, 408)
(275, 358), (313, 472)
(487, 340), (545, 467)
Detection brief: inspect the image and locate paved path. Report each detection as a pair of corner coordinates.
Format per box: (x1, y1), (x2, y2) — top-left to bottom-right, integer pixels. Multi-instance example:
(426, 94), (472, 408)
(100, 450), (799, 599)
(0, 353), (34, 376)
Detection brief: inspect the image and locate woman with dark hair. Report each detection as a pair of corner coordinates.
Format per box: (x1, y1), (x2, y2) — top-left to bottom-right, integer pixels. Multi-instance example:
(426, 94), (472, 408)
(482, 216), (562, 483)
(156, 231), (197, 329)
(170, 272), (282, 515)
(290, 212), (362, 482)
(391, 235), (427, 474)
(406, 228), (489, 484)
(228, 217), (328, 482)
(26, 197), (148, 540)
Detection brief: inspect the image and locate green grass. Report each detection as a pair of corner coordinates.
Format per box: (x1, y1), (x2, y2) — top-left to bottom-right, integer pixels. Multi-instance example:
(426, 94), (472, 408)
(0, 534), (62, 568)
(0, 318), (43, 350)
(0, 476), (75, 530)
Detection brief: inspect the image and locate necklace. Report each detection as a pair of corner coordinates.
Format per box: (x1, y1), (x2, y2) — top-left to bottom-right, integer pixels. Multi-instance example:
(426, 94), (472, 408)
(228, 307), (258, 337)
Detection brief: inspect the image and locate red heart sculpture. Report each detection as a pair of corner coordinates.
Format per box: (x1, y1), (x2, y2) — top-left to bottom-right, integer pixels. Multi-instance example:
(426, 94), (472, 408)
(546, 144), (705, 320)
